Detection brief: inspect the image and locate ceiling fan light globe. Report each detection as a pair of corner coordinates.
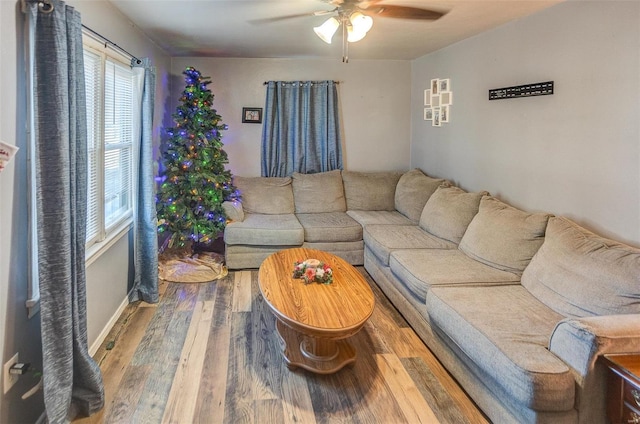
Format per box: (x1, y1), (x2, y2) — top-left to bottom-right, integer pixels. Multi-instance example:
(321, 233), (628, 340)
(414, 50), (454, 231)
(349, 11), (373, 33)
(347, 25), (367, 43)
(314, 17), (340, 44)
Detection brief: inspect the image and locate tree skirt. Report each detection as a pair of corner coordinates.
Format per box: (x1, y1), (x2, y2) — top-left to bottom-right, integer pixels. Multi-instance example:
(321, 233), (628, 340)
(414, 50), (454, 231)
(159, 250), (228, 283)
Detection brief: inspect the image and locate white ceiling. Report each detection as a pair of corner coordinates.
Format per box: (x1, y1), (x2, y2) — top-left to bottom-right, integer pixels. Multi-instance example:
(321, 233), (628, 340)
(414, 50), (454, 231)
(109, 0), (561, 60)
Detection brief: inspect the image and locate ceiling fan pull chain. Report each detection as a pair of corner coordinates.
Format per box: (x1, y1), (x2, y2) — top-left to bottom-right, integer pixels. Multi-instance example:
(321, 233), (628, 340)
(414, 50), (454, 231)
(342, 20), (349, 63)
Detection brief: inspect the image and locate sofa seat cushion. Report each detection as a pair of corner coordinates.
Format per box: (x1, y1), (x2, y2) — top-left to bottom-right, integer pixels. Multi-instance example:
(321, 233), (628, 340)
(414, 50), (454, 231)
(302, 240), (363, 252)
(426, 285), (574, 412)
(346, 210), (414, 227)
(364, 224), (456, 266)
(419, 186), (487, 244)
(342, 171), (403, 211)
(523, 216), (640, 318)
(389, 249), (521, 303)
(459, 196), (551, 274)
(233, 176), (294, 214)
(224, 213), (304, 246)
(225, 244), (300, 270)
(394, 169), (448, 223)
(303, 241), (364, 265)
(296, 212), (362, 243)
(292, 170), (346, 213)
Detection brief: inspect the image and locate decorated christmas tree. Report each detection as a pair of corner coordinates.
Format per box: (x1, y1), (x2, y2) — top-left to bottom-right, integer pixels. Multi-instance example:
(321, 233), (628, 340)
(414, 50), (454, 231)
(156, 67), (238, 249)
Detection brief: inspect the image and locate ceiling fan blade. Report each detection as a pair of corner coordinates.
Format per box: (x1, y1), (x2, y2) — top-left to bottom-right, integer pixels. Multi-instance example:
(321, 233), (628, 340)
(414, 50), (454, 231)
(365, 5), (445, 20)
(248, 11), (323, 25)
(314, 10), (338, 16)
(249, 13), (313, 24)
(249, 9), (336, 25)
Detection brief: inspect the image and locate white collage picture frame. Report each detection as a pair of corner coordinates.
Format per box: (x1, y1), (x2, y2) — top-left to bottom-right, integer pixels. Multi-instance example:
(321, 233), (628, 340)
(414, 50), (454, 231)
(423, 78), (452, 126)
(441, 105), (449, 123)
(424, 89), (431, 106)
(430, 79), (439, 95)
(440, 91), (452, 106)
(432, 107), (441, 126)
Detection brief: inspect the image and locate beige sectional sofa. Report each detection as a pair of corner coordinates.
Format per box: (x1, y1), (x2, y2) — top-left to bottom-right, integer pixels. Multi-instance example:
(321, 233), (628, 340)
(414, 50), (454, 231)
(222, 168), (640, 424)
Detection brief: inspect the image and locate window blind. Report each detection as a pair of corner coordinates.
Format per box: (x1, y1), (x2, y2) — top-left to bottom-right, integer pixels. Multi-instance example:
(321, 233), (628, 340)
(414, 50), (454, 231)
(84, 50), (102, 244)
(103, 59), (134, 229)
(83, 49), (137, 248)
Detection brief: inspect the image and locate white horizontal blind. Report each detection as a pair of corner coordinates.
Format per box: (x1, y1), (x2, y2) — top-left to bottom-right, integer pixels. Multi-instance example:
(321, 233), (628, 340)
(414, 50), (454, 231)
(103, 60), (134, 229)
(84, 49), (102, 245)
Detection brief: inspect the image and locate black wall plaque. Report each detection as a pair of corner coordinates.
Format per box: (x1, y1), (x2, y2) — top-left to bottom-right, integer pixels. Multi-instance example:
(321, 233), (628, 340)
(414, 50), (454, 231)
(488, 81), (554, 100)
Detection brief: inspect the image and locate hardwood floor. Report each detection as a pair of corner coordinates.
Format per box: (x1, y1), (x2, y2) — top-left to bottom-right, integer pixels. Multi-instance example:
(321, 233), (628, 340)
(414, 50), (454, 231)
(75, 268), (489, 424)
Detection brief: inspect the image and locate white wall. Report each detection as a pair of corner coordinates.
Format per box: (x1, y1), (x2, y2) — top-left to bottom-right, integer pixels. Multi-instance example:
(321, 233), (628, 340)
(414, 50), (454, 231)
(170, 58), (412, 176)
(0, 1), (170, 421)
(411, 1), (640, 246)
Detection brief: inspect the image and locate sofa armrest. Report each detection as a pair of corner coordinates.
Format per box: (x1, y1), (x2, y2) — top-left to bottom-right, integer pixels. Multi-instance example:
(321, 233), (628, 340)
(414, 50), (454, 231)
(222, 200), (244, 223)
(549, 314), (640, 379)
(548, 315), (640, 421)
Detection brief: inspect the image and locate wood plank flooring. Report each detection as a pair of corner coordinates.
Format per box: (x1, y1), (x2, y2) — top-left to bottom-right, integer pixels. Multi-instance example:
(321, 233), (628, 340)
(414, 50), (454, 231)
(75, 268), (490, 424)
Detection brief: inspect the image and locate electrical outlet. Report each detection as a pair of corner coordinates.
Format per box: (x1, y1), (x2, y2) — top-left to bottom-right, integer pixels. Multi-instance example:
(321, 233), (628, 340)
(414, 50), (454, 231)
(3, 353), (19, 394)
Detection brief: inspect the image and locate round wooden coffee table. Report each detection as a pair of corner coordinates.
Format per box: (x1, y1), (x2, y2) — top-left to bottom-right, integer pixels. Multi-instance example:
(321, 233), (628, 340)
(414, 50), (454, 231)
(258, 248), (375, 374)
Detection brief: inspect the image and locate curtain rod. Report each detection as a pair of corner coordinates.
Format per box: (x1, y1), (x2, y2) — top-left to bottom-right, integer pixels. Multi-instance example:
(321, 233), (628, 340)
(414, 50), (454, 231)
(263, 81), (340, 85)
(82, 25), (142, 65)
(22, 0), (142, 65)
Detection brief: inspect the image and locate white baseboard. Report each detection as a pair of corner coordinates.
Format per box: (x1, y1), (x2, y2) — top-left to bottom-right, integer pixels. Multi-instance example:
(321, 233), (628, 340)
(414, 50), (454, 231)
(89, 293), (131, 357)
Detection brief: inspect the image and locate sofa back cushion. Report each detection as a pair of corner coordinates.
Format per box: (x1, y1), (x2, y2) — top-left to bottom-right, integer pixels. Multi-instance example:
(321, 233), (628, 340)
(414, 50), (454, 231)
(234, 176), (295, 214)
(419, 186), (488, 244)
(292, 170), (346, 213)
(522, 217), (640, 317)
(459, 196), (551, 274)
(342, 171), (403, 211)
(395, 169), (447, 223)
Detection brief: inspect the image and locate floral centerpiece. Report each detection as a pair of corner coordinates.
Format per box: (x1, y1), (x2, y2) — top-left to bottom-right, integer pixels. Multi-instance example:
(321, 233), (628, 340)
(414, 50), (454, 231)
(292, 259), (333, 285)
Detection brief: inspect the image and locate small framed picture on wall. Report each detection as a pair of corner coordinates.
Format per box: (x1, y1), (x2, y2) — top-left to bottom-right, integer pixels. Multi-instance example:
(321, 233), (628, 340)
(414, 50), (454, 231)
(424, 89), (431, 106)
(441, 105), (450, 123)
(242, 107), (263, 123)
(432, 107), (441, 127)
(431, 79), (439, 95)
(439, 79), (450, 92)
(440, 91), (453, 105)
(424, 108), (433, 121)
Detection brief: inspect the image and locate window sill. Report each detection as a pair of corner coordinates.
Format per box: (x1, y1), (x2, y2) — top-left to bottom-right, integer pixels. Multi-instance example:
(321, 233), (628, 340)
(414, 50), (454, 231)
(85, 220), (133, 267)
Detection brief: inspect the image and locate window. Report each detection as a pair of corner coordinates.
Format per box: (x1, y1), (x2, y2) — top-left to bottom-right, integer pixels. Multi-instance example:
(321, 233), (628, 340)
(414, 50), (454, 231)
(83, 37), (139, 260)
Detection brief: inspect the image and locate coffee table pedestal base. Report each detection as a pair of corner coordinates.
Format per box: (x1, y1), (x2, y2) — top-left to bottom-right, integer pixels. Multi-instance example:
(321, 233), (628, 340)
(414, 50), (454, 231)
(276, 320), (356, 374)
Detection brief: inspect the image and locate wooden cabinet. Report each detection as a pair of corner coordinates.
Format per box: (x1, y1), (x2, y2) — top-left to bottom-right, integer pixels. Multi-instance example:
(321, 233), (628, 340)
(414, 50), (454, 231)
(603, 354), (640, 424)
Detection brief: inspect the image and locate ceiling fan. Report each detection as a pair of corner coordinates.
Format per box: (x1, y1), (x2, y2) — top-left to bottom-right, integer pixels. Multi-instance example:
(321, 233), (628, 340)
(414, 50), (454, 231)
(254, 0), (446, 62)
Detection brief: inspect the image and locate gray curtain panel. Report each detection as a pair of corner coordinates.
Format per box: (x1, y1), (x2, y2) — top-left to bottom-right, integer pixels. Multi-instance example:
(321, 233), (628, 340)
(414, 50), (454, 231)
(25, 0), (104, 421)
(261, 81), (343, 177)
(129, 58), (159, 304)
